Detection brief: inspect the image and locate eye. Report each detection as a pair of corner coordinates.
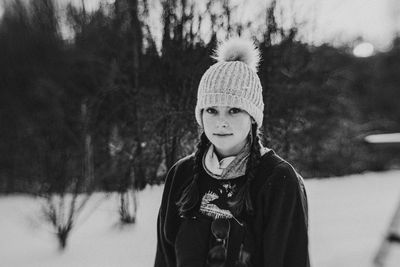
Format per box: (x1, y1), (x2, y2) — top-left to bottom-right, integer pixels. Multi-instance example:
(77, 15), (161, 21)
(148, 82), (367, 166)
(229, 108), (242, 114)
(205, 107), (217, 114)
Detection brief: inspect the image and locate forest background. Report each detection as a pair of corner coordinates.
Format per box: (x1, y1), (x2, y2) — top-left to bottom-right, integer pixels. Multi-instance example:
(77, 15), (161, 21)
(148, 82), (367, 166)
(1, 0), (400, 196)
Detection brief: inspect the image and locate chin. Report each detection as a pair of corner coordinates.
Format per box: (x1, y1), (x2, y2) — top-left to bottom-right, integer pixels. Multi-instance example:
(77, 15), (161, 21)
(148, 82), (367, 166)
(213, 141), (236, 152)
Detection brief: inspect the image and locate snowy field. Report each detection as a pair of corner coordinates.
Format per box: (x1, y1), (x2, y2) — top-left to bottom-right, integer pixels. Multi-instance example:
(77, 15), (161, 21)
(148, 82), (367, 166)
(1, 170), (400, 267)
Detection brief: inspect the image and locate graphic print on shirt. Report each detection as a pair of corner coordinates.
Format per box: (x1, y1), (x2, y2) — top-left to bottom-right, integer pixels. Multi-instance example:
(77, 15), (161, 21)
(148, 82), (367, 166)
(199, 182), (237, 219)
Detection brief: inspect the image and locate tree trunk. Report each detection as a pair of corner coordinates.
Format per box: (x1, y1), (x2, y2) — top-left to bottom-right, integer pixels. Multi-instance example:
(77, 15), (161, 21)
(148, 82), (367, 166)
(82, 100), (94, 190)
(57, 228), (69, 250)
(128, 0), (144, 188)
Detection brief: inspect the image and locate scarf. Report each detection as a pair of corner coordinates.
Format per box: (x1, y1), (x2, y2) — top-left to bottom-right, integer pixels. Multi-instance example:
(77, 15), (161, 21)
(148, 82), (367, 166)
(202, 141), (271, 180)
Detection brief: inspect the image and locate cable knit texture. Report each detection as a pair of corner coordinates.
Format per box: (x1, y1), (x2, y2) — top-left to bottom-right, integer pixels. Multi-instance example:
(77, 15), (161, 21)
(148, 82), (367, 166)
(195, 38), (264, 127)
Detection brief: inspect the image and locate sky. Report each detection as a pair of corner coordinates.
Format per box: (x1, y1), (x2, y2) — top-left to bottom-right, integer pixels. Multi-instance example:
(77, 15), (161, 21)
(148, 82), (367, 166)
(1, 0), (399, 51)
(78, 0), (400, 51)
(304, 0), (400, 50)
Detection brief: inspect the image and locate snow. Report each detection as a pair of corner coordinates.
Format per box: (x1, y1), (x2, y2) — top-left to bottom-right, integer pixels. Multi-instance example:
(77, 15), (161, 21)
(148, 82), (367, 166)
(1, 171), (400, 267)
(364, 133), (400, 144)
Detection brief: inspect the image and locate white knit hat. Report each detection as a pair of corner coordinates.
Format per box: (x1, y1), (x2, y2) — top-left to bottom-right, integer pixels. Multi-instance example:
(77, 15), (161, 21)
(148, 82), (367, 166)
(195, 37), (264, 127)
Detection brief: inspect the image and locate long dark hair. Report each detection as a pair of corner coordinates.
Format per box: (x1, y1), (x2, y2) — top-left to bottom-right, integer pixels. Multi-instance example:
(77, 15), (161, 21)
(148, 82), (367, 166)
(176, 123), (262, 218)
(176, 132), (210, 217)
(228, 123), (262, 216)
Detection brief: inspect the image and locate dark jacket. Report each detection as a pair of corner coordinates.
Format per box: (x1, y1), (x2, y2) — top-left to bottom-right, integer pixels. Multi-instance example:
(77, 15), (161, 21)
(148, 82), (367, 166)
(154, 150), (310, 267)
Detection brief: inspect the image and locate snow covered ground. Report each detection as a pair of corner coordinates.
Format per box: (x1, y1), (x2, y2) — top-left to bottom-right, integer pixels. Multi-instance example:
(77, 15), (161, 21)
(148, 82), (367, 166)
(1, 170), (400, 267)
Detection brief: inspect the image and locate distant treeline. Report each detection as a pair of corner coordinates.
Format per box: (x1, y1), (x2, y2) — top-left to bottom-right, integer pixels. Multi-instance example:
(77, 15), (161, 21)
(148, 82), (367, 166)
(1, 0), (400, 194)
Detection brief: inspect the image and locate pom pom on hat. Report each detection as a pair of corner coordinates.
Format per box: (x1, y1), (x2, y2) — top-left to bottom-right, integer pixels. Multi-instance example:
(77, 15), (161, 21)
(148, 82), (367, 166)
(212, 37), (260, 71)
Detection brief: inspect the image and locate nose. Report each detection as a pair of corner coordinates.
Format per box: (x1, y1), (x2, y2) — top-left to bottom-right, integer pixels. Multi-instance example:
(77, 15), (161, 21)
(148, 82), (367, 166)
(216, 118), (229, 128)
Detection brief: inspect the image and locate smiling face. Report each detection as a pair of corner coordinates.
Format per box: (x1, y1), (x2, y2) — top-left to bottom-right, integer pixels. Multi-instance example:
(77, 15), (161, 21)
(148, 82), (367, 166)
(202, 106), (252, 158)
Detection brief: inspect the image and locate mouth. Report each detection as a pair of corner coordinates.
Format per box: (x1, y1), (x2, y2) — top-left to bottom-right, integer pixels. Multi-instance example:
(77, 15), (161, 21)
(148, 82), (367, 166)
(213, 133), (233, 137)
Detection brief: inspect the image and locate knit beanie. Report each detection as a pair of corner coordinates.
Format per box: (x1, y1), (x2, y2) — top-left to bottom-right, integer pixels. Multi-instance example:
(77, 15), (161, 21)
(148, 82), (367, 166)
(195, 37), (264, 127)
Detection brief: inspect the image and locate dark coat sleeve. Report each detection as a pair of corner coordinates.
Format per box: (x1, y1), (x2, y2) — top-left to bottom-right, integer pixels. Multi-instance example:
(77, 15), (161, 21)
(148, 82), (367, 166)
(154, 163), (179, 267)
(154, 156), (193, 267)
(262, 163), (310, 267)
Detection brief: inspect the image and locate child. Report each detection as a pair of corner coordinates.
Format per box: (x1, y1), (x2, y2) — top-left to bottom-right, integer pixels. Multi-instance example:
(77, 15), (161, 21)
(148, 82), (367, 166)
(154, 37), (310, 267)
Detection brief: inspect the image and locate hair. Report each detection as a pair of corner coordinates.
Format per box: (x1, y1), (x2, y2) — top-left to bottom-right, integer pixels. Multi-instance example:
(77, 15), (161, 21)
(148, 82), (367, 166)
(228, 123), (261, 217)
(176, 132), (210, 217)
(176, 122), (263, 218)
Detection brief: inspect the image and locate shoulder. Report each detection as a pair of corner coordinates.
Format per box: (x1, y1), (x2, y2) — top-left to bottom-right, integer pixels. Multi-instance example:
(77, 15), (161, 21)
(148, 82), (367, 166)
(170, 153), (196, 173)
(258, 151), (305, 191)
(272, 161), (303, 188)
(163, 153), (195, 185)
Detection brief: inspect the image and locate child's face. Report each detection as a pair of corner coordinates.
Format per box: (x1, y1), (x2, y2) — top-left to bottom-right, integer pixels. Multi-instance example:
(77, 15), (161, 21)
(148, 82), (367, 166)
(202, 106), (252, 158)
